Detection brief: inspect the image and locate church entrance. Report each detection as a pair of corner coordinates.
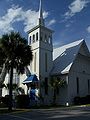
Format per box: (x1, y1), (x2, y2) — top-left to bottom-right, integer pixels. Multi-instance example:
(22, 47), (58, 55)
(23, 74), (39, 106)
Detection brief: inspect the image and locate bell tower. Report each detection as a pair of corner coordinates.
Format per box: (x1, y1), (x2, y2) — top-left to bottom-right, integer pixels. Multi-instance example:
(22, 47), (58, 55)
(28, 0), (53, 83)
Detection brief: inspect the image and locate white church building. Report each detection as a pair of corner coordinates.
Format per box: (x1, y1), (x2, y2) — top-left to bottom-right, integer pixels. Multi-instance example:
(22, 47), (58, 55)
(1, 0), (90, 105)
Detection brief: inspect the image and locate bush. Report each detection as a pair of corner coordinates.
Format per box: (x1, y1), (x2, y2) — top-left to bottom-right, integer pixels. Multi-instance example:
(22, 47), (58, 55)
(0, 97), (6, 107)
(0, 97), (3, 103)
(74, 95), (90, 105)
(80, 97), (86, 104)
(74, 96), (81, 105)
(16, 95), (30, 108)
(0, 95), (10, 107)
(86, 95), (90, 104)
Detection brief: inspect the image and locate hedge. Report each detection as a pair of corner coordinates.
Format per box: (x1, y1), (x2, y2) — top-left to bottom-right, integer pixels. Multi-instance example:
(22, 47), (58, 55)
(74, 95), (90, 105)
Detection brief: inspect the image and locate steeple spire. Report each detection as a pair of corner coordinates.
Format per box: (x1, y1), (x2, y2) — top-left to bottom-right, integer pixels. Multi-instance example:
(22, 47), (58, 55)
(38, 0), (45, 26)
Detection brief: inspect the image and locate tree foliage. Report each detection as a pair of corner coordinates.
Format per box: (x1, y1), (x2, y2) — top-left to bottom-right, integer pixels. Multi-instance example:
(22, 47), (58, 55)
(0, 31), (33, 110)
(0, 31), (33, 74)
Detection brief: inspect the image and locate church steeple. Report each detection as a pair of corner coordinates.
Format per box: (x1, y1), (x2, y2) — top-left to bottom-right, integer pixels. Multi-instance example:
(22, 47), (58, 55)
(28, 0), (53, 92)
(38, 0), (45, 26)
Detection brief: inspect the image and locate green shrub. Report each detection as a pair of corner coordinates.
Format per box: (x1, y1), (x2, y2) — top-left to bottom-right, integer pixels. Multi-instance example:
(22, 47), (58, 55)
(74, 96), (81, 105)
(0, 95), (10, 107)
(80, 97), (86, 104)
(74, 95), (90, 105)
(86, 95), (90, 104)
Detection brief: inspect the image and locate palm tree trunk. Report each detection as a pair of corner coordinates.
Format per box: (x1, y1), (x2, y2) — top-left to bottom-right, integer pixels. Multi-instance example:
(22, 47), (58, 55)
(8, 60), (13, 111)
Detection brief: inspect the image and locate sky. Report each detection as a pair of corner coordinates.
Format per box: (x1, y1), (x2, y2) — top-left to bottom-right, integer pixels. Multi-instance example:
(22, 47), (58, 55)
(0, 0), (90, 49)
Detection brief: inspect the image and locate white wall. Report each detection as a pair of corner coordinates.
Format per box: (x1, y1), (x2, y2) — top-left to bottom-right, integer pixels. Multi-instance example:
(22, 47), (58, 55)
(28, 28), (40, 78)
(68, 53), (90, 104)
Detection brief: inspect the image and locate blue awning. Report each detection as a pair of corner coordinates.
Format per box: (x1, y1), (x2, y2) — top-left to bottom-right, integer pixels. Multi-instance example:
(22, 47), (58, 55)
(22, 74), (39, 84)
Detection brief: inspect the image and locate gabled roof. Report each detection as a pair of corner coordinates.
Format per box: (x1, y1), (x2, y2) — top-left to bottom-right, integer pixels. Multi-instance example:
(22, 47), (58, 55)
(51, 39), (89, 75)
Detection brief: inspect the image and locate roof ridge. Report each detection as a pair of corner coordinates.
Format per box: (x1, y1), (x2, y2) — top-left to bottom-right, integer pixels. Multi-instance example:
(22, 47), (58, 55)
(54, 39), (84, 50)
(53, 39), (84, 60)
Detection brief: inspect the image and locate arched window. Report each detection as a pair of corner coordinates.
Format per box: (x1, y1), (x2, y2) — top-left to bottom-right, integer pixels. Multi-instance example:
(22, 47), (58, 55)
(76, 77), (79, 95)
(44, 77), (48, 95)
(33, 34), (35, 43)
(29, 36), (31, 44)
(49, 36), (52, 44)
(28, 36), (31, 45)
(36, 32), (38, 41)
(45, 35), (47, 42)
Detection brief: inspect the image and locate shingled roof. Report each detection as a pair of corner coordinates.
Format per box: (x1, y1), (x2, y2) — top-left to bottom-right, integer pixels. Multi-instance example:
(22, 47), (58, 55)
(51, 39), (90, 75)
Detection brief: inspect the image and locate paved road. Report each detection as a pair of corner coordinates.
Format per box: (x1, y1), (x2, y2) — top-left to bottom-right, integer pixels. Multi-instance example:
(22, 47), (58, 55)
(0, 106), (90, 120)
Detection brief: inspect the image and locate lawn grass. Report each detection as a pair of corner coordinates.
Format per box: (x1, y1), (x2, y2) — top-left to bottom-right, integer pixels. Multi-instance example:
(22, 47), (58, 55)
(0, 108), (10, 114)
(0, 108), (26, 115)
(0, 104), (90, 114)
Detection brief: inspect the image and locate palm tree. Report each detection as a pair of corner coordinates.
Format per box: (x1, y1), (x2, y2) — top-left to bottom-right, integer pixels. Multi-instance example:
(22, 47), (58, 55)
(50, 76), (66, 105)
(0, 31), (33, 111)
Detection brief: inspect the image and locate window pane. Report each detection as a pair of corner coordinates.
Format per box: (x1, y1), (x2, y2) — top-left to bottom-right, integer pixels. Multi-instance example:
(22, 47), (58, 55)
(29, 36), (31, 44)
(36, 32), (38, 41)
(76, 77), (79, 95)
(33, 35), (35, 43)
(45, 77), (48, 95)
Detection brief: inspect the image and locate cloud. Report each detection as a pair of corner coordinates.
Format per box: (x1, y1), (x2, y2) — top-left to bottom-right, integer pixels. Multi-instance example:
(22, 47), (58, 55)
(0, 5), (52, 36)
(87, 26), (90, 33)
(47, 19), (56, 27)
(0, 6), (23, 35)
(43, 11), (49, 19)
(23, 10), (49, 32)
(65, 24), (71, 28)
(64, 0), (90, 20)
(0, 6), (21, 34)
